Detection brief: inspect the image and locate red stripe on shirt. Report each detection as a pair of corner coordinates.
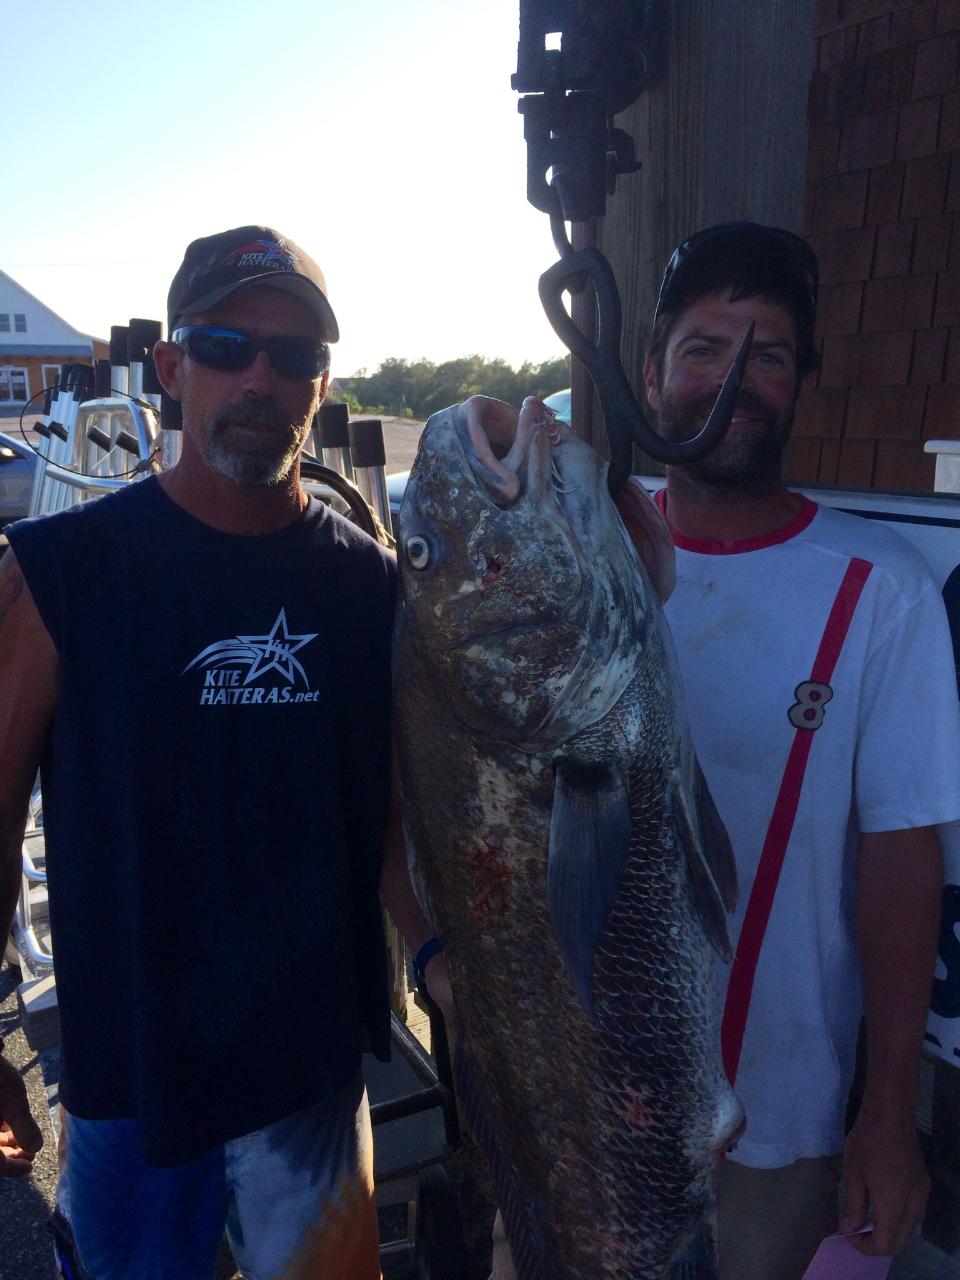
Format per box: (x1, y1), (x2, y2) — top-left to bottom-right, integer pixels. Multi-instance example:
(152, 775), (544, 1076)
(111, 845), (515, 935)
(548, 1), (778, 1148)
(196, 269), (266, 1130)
(721, 556), (874, 1085)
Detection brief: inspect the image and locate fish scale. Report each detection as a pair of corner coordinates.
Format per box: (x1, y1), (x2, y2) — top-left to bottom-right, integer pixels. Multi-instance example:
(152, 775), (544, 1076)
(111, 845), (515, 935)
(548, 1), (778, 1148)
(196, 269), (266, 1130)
(395, 400), (742, 1280)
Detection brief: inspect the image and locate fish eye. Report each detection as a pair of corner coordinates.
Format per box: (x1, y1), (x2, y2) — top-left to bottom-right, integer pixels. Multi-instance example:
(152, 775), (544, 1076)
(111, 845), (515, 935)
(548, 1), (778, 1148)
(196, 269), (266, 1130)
(405, 534), (432, 571)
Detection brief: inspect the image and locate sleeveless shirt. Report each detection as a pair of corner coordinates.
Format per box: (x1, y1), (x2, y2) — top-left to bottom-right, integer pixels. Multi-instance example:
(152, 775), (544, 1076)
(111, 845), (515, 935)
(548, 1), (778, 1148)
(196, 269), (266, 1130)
(8, 477), (395, 1165)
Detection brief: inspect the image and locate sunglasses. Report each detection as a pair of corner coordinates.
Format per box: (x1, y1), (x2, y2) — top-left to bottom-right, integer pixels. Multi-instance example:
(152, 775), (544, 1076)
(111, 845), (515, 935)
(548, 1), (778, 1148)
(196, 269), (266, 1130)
(654, 223), (819, 326)
(171, 326), (329, 381)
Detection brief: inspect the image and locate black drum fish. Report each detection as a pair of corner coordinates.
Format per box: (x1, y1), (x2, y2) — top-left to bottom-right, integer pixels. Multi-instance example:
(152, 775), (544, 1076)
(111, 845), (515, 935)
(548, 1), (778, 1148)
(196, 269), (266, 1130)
(393, 396), (743, 1279)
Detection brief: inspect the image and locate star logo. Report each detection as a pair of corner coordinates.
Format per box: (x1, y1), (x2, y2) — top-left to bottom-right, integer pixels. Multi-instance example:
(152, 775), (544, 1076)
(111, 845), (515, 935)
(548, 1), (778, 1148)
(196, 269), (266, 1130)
(183, 609), (318, 687)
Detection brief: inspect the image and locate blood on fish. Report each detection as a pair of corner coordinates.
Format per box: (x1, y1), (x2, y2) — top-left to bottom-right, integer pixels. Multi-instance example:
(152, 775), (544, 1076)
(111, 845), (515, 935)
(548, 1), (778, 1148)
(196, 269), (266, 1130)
(467, 838), (513, 919)
(482, 555), (508, 584)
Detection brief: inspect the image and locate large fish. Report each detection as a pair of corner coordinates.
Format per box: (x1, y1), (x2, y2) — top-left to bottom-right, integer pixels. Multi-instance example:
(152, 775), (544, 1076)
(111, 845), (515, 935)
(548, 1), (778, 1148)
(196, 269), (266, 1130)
(394, 396), (743, 1279)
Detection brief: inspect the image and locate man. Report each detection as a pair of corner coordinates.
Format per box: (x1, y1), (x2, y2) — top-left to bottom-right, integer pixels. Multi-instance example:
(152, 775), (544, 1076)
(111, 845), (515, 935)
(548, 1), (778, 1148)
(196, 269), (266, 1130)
(618, 221), (960, 1278)
(0, 225), (449, 1279)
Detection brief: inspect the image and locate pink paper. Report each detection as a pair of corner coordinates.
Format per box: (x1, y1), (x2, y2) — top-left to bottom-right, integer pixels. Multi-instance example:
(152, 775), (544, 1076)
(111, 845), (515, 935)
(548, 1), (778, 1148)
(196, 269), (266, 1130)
(802, 1233), (892, 1280)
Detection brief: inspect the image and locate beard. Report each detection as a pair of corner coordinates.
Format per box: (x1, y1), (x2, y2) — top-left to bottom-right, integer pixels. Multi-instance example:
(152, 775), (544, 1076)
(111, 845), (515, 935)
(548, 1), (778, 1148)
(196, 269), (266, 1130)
(658, 387), (794, 493)
(201, 395), (309, 487)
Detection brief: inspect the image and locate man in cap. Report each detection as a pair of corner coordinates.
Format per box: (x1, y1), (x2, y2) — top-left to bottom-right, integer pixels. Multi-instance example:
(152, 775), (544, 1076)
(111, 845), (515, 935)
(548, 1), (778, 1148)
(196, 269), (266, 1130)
(0, 225), (448, 1278)
(617, 222), (960, 1277)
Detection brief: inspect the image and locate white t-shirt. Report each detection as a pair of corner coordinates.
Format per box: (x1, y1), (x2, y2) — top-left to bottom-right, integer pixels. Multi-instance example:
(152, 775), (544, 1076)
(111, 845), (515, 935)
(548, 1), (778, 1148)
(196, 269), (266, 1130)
(661, 495), (960, 1168)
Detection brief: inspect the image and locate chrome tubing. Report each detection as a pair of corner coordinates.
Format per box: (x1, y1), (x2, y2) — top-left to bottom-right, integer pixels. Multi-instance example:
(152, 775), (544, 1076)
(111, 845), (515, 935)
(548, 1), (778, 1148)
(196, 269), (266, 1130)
(109, 325), (129, 399)
(32, 368), (86, 515)
(77, 398), (159, 477)
(348, 418), (391, 528)
(161, 430), (183, 470)
(30, 398), (159, 516)
(28, 459), (136, 496)
(21, 832), (46, 884)
(315, 403), (354, 480)
(12, 830), (53, 971)
(27, 369), (76, 514)
(10, 921), (54, 971)
(127, 319), (162, 412)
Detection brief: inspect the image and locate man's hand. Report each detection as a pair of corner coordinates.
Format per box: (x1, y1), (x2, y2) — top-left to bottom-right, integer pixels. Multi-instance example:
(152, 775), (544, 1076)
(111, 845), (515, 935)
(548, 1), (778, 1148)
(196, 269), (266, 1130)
(0, 1054), (43, 1177)
(422, 952), (456, 1029)
(841, 1105), (929, 1256)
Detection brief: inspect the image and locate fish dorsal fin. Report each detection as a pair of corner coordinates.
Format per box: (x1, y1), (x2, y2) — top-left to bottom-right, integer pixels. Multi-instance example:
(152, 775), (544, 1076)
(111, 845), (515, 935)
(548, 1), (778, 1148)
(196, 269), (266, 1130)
(548, 761), (632, 1021)
(671, 762), (738, 962)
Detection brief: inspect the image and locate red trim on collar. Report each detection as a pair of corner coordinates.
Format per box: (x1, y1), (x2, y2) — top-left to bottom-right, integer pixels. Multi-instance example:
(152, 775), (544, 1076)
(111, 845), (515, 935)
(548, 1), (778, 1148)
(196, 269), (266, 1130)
(655, 489), (818, 554)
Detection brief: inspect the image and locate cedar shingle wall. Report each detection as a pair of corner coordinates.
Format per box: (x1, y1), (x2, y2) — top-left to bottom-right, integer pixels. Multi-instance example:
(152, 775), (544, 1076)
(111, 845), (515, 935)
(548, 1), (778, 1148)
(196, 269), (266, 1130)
(791, 0), (960, 491)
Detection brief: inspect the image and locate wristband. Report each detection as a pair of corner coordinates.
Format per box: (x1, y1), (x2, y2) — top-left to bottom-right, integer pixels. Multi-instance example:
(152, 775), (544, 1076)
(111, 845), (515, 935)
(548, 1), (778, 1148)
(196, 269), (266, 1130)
(413, 937), (444, 990)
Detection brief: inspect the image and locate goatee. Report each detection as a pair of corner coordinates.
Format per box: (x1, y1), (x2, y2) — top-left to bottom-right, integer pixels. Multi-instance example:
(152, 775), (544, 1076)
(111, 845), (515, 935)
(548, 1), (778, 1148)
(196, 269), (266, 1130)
(658, 388), (793, 494)
(203, 396), (307, 487)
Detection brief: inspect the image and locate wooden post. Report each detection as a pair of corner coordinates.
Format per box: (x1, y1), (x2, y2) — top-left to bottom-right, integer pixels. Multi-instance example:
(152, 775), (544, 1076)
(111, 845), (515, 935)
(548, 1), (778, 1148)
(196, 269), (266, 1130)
(594, 0), (815, 469)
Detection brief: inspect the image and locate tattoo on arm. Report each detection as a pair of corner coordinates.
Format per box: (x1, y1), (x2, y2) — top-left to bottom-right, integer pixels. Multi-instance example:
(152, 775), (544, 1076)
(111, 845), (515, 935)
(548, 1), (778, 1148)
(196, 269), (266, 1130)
(0, 556), (24, 628)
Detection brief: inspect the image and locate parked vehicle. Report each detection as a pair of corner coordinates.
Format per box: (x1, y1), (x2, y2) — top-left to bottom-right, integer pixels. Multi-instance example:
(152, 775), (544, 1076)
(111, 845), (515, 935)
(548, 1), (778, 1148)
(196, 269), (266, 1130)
(542, 386), (571, 423)
(0, 430), (36, 529)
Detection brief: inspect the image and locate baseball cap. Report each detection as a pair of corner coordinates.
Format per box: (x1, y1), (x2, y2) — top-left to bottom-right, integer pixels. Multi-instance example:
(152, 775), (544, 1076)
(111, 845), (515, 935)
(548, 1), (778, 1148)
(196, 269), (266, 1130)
(167, 226), (339, 341)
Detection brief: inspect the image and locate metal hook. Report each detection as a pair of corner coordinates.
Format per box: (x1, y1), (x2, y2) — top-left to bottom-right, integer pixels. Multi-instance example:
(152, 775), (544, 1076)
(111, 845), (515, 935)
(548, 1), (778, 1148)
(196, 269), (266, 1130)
(538, 246), (754, 492)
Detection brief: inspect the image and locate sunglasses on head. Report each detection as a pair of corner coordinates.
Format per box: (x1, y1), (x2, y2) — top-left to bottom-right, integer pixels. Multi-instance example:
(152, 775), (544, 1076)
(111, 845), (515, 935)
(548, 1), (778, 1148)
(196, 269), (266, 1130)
(171, 326), (329, 381)
(654, 223), (819, 327)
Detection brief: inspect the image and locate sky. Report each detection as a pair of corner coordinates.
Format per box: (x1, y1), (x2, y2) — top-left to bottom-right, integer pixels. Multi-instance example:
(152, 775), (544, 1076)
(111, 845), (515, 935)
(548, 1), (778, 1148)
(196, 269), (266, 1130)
(2, 0), (568, 379)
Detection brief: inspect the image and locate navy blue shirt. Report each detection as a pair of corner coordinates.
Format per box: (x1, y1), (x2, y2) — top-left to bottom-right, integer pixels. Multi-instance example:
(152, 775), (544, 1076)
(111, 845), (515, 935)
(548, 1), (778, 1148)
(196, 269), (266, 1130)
(9, 477), (395, 1165)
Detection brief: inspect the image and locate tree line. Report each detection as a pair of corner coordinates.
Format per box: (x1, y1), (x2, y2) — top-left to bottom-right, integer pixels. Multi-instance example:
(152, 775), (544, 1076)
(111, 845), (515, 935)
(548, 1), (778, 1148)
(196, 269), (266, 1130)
(330, 354), (570, 420)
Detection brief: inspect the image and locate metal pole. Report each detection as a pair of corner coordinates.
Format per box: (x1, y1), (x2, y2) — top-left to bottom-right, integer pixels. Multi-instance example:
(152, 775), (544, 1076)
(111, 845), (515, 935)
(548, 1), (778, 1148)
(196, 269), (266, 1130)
(348, 417), (390, 529)
(94, 359), (112, 399)
(126, 320), (160, 399)
(109, 325), (129, 399)
(159, 317), (184, 471)
(160, 393), (183, 470)
(315, 402), (354, 480)
(27, 374), (66, 516)
(37, 366), (87, 514)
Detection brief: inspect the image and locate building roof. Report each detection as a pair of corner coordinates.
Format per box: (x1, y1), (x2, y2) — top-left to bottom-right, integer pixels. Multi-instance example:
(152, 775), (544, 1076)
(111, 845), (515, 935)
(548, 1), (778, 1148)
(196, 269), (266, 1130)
(0, 270), (104, 348)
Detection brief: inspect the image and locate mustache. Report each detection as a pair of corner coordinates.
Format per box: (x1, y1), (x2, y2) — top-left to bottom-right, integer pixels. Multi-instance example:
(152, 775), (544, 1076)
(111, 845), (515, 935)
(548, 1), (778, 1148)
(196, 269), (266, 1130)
(689, 388), (774, 420)
(208, 396), (293, 435)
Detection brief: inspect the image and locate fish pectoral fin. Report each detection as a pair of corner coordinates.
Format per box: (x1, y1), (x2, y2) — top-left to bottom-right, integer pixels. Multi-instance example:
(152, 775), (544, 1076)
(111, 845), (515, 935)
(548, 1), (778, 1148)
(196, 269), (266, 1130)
(548, 761), (632, 1021)
(672, 767), (737, 962)
(695, 760), (738, 914)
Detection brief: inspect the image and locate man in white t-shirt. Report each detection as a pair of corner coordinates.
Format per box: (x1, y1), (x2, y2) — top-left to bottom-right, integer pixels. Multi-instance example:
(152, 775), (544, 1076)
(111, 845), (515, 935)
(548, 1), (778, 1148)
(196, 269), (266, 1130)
(616, 222), (960, 1280)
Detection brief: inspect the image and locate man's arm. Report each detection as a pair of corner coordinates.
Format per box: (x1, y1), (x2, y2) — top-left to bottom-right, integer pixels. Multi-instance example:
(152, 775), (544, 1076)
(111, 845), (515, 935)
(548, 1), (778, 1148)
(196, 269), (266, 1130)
(843, 825), (942, 1255)
(0, 549), (58, 1175)
(379, 745), (455, 1024)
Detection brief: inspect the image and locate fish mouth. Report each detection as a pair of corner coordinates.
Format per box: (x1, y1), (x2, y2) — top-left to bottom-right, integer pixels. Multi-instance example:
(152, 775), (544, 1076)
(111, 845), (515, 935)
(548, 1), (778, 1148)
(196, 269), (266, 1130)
(459, 396), (571, 506)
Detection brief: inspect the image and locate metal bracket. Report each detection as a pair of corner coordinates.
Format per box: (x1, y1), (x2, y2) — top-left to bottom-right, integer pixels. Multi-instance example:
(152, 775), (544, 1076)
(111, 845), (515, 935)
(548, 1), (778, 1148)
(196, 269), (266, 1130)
(512, 0), (663, 222)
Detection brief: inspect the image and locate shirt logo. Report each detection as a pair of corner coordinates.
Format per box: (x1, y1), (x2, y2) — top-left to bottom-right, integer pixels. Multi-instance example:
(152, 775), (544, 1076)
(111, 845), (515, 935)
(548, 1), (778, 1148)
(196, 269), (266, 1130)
(787, 680), (834, 730)
(183, 609), (320, 707)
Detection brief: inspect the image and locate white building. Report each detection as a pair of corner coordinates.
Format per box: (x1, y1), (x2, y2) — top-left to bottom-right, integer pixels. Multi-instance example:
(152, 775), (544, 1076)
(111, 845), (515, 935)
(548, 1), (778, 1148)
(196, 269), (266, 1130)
(0, 271), (106, 414)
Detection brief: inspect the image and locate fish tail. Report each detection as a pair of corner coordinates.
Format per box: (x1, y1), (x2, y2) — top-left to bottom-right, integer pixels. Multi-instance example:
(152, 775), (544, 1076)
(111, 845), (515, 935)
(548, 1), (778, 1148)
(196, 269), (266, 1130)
(668, 1218), (718, 1280)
